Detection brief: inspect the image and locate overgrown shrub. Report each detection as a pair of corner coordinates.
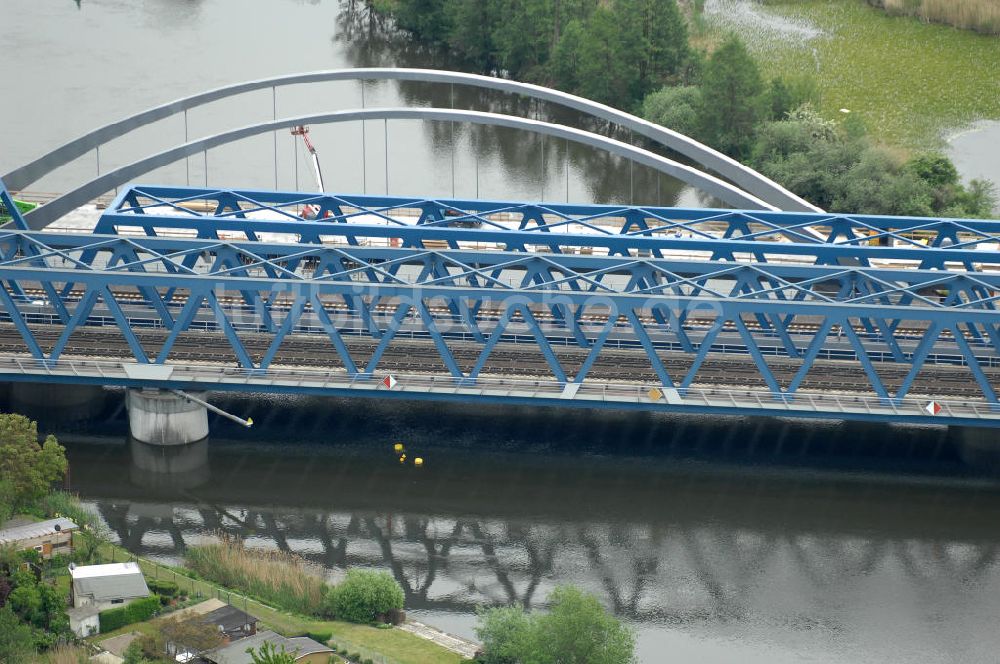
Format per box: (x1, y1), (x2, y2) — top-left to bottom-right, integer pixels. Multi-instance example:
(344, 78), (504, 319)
(98, 595), (159, 632)
(323, 570), (404, 624)
(184, 534), (327, 615)
(304, 630), (332, 644)
(147, 579), (178, 597)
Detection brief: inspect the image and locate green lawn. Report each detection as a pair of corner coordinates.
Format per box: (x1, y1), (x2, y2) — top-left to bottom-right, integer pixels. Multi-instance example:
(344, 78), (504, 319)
(85, 537), (463, 664)
(716, 0), (1000, 150)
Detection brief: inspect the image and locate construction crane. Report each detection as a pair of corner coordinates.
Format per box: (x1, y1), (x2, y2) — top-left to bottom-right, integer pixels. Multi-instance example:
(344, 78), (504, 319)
(291, 125), (326, 219)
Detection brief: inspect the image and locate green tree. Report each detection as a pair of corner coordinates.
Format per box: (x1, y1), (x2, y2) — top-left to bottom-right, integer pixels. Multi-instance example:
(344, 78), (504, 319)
(831, 149), (934, 217)
(324, 569), (405, 623)
(575, 7), (629, 106)
(492, 0), (555, 79)
(641, 85), (703, 139)
(476, 605), (534, 664)
(445, 0), (500, 71)
(122, 641), (153, 664)
(0, 414), (67, 508)
(550, 18), (586, 93)
(533, 586), (636, 664)
(767, 75), (821, 120)
(392, 0), (451, 43)
(617, 0), (688, 100)
(699, 35), (766, 158)
(160, 614), (223, 656)
(0, 606), (36, 663)
(955, 179), (998, 217)
(475, 586), (636, 664)
(247, 641), (297, 664)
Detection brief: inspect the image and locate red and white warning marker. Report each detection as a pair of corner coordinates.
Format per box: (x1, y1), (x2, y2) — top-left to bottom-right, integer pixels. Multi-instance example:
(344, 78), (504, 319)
(924, 401), (942, 416)
(382, 374), (398, 390)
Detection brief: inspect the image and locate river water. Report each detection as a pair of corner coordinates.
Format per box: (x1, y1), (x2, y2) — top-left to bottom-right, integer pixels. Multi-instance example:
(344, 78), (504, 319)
(31, 390), (1000, 664)
(0, 0), (701, 208)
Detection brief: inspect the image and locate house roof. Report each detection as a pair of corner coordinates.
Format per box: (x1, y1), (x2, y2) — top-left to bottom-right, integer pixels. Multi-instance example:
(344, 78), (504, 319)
(70, 562), (149, 601)
(202, 630), (332, 664)
(199, 604), (258, 631)
(0, 517), (78, 545)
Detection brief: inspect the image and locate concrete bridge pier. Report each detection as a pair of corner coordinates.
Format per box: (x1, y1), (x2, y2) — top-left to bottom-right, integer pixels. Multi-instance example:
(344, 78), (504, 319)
(951, 426), (1000, 472)
(126, 388), (209, 446)
(9, 382), (106, 422)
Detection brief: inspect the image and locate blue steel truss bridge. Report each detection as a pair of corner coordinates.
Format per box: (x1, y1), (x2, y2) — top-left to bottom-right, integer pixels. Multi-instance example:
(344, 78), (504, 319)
(2, 182), (1000, 428)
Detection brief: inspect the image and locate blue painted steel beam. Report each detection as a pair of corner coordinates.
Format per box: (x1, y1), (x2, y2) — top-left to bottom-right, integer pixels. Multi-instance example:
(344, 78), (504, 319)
(0, 223), (996, 411)
(99, 186), (1000, 270)
(5, 231), (1000, 315)
(1, 369), (995, 428)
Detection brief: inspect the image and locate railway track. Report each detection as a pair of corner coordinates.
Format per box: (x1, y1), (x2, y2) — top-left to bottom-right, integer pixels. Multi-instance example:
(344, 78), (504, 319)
(0, 323), (990, 400)
(12, 287), (966, 341)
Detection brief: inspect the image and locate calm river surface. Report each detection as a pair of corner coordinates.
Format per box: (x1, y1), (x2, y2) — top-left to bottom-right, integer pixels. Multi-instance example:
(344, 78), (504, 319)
(31, 391), (1000, 664)
(1, 0), (702, 208)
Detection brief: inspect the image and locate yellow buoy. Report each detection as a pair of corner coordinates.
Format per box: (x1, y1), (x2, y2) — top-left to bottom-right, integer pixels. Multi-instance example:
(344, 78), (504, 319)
(393, 443), (404, 453)
(414, 457), (424, 467)
(399, 454), (407, 463)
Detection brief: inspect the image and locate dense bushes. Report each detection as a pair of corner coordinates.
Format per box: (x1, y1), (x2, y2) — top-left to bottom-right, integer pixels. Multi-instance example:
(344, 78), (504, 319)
(476, 585), (636, 664)
(749, 107), (997, 217)
(323, 570), (404, 624)
(98, 595), (160, 633)
(147, 578), (179, 598)
(185, 535), (327, 616)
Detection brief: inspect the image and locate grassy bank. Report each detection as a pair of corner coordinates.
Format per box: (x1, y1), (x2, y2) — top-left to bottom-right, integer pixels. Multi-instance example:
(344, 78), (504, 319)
(86, 537), (462, 664)
(714, 0), (1000, 149)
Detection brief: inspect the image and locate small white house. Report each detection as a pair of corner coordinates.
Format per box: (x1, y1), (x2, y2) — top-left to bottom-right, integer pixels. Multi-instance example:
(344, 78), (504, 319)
(69, 561), (150, 610)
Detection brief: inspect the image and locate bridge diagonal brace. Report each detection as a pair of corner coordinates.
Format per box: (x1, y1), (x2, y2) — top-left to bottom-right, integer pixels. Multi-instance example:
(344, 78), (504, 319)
(571, 309), (619, 384)
(206, 291), (256, 369)
(468, 307), (515, 380)
(50, 288), (101, 362)
(308, 292), (358, 375)
(787, 318), (837, 394)
(259, 296), (308, 370)
(893, 322), (943, 401)
(733, 317), (782, 396)
(0, 285), (43, 358)
(626, 309), (675, 389)
(839, 317), (890, 400)
(680, 318), (726, 390)
(949, 323), (999, 404)
(100, 286), (150, 364)
(413, 299), (463, 378)
(362, 303), (412, 376)
(517, 305), (568, 384)
(155, 293), (206, 364)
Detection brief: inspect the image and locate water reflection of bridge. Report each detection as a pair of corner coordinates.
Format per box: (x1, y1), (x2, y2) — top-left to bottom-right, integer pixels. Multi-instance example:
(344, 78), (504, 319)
(81, 468), (1000, 623)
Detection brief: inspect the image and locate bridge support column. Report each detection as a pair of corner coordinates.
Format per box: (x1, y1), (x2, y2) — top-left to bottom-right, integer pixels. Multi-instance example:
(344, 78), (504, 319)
(951, 426), (1000, 472)
(10, 382), (105, 422)
(126, 388), (209, 446)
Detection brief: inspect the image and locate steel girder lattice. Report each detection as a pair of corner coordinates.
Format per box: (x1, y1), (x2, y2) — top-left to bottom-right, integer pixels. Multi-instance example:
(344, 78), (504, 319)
(101, 185), (1000, 271)
(0, 223), (998, 407)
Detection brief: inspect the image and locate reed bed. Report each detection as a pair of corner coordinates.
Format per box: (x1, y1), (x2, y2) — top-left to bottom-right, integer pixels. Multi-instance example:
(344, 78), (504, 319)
(872, 0), (1000, 34)
(184, 534), (327, 616)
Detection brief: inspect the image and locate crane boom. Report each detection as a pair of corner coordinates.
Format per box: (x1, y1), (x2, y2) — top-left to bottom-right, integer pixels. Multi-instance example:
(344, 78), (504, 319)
(291, 125), (325, 192)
